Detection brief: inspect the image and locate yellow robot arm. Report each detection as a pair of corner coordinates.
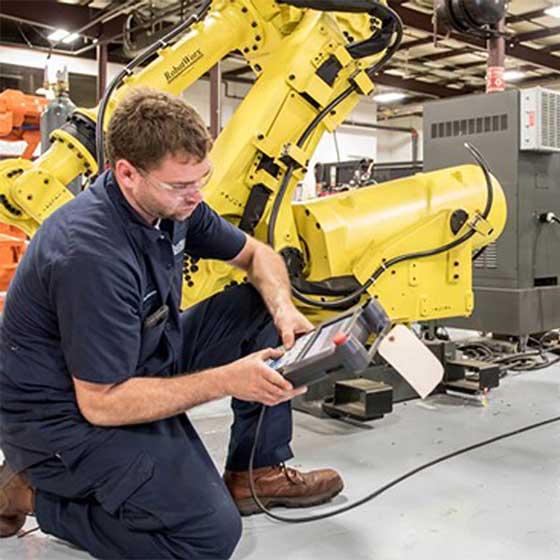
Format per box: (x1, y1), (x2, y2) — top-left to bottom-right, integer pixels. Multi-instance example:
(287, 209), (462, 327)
(0, 0), (507, 327)
(0, 0), (392, 235)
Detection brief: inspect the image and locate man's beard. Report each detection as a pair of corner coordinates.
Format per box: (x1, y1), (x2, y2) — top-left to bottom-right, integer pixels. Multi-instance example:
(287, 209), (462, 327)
(158, 201), (199, 221)
(160, 203), (198, 222)
(137, 193), (197, 222)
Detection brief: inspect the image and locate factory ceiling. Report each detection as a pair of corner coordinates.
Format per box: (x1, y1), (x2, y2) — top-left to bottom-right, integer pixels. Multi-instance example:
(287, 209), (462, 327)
(2, 0), (560, 116)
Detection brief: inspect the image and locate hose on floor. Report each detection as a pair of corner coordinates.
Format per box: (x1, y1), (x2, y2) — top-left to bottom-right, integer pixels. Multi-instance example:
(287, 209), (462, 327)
(248, 405), (560, 523)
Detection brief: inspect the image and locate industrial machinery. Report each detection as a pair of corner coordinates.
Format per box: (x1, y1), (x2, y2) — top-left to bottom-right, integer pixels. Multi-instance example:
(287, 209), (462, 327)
(435, 0), (507, 37)
(0, 89), (48, 160)
(424, 89), (560, 339)
(0, 89), (47, 307)
(39, 69), (82, 196)
(314, 157), (375, 194)
(314, 157), (423, 194)
(0, 1), (506, 348)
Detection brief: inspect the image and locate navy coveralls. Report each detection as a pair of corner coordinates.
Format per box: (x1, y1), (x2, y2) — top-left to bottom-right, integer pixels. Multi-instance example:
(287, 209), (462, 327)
(0, 170), (294, 559)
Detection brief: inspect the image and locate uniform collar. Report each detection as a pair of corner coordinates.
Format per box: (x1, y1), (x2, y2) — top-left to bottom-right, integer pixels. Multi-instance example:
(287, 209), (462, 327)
(103, 169), (169, 245)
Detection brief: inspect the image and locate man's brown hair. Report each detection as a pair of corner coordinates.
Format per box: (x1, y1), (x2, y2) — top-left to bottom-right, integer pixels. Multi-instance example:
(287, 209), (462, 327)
(105, 87), (212, 170)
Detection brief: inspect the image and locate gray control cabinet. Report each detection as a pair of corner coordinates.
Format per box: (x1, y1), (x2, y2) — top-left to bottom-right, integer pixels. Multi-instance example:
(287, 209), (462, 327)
(423, 90), (560, 336)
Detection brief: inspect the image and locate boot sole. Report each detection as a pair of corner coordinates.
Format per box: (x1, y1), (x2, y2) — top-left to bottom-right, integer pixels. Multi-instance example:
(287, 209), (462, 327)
(0, 463), (29, 537)
(235, 481), (344, 516)
(0, 513), (26, 538)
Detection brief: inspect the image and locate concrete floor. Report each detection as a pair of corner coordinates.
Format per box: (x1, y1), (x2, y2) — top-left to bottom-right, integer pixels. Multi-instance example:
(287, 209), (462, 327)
(1, 364), (559, 560)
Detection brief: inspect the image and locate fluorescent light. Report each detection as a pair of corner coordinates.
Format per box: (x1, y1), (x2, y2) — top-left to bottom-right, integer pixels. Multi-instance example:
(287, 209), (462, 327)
(374, 92), (407, 104)
(504, 70), (525, 82)
(48, 29), (70, 42)
(62, 33), (79, 44)
(48, 29), (80, 44)
(545, 6), (560, 18)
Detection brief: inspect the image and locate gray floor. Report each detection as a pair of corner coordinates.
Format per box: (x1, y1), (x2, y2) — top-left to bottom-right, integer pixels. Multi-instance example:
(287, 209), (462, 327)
(1, 364), (559, 560)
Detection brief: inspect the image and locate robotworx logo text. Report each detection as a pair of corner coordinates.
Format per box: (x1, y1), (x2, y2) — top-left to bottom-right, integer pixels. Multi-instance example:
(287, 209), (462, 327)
(164, 50), (204, 84)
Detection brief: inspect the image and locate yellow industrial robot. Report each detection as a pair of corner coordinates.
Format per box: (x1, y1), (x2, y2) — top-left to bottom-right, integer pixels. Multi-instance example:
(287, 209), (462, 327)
(0, 0), (507, 326)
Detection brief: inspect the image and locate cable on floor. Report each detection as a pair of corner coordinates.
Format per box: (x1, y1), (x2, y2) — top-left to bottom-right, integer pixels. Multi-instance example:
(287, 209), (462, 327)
(249, 406), (560, 523)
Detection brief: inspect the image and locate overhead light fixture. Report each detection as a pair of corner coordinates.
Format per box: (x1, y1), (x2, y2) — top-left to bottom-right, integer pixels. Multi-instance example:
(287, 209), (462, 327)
(545, 5), (560, 18)
(62, 33), (80, 44)
(48, 29), (70, 42)
(504, 70), (525, 82)
(47, 29), (80, 43)
(374, 92), (407, 104)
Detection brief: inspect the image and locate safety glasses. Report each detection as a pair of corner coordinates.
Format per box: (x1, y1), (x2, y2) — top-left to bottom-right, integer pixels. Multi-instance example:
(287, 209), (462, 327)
(138, 165), (213, 194)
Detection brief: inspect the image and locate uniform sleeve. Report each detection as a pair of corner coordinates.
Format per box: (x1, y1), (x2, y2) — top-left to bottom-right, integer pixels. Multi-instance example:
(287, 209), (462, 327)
(51, 254), (142, 384)
(186, 201), (247, 260)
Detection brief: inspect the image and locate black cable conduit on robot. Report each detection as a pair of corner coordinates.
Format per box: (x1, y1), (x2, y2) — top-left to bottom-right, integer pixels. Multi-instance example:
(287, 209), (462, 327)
(268, 0), (404, 252)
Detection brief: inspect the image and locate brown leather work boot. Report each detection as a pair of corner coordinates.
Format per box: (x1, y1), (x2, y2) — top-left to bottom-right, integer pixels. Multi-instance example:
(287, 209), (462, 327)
(0, 461), (34, 538)
(224, 463), (343, 516)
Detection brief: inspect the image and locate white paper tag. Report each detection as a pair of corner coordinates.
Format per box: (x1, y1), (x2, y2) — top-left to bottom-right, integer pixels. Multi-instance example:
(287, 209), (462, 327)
(378, 325), (444, 399)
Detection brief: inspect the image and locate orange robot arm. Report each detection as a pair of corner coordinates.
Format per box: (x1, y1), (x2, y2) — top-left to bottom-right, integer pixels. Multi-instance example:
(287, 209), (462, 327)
(0, 89), (49, 159)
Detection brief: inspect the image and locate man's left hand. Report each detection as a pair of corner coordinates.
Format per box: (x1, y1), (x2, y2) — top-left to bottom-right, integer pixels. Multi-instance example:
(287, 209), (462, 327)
(274, 305), (314, 349)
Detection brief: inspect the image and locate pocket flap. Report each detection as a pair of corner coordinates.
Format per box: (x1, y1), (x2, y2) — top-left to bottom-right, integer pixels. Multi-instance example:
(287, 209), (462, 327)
(96, 451), (154, 515)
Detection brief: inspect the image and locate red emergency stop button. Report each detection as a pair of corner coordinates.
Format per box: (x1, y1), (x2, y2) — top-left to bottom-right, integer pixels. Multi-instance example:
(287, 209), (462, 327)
(332, 332), (348, 346)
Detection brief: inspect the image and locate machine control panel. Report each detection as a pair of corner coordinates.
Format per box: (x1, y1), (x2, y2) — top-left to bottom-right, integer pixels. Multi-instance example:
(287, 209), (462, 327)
(267, 299), (391, 388)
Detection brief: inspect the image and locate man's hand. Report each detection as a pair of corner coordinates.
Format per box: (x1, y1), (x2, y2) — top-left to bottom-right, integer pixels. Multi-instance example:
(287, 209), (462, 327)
(229, 238), (314, 349)
(273, 305), (314, 349)
(222, 348), (307, 407)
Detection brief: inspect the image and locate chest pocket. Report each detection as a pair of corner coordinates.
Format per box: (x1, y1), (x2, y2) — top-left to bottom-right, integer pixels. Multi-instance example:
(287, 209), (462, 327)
(139, 284), (167, 366)
(141, 285), (159, 315)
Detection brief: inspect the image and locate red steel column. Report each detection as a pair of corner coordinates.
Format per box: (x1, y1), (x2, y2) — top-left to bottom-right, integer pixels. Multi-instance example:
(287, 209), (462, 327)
(486, 19), (506, 93)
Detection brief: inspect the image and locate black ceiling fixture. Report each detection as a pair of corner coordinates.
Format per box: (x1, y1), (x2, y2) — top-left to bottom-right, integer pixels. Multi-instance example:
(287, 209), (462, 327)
(435, 0), (508, 37)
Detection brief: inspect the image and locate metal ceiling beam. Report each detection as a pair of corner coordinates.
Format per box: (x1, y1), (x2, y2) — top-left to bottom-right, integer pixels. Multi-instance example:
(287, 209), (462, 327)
(0, 0), (128, 41)
(421, 62), (544, 88)
(374, 72), (473, 98)
(506, 9), (547, 24)
(410, 46), (473, 63)
(544, 43), (560, 54)
(387, 1), (560, 74)
(0, 1), (101, 36)
(514, 25), (560, 44)
(455, 59), (487, 69)
(400, 36), (433, 50)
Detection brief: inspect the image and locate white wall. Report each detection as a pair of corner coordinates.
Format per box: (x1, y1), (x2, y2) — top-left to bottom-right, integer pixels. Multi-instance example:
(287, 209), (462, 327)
(375, 115), (423, 164)
(0, 45), (125, 84)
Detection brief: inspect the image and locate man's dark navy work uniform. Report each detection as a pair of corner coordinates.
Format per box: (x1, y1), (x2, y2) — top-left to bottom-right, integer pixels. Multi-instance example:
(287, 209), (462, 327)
(0, 170), (294, 559)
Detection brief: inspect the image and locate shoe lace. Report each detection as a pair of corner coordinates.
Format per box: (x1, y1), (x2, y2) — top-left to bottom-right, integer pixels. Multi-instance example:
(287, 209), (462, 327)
(278, 463), (306, 485)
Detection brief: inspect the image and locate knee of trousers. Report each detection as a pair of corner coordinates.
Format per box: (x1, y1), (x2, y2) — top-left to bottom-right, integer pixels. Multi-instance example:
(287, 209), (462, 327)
(169, 502), (242, 560)
(214, 506), (243, 559)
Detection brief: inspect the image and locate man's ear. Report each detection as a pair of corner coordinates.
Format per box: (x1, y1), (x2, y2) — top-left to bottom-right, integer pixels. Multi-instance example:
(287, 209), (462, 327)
(114, 159), (139, 191)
